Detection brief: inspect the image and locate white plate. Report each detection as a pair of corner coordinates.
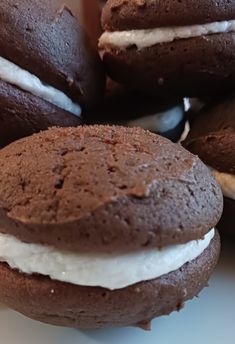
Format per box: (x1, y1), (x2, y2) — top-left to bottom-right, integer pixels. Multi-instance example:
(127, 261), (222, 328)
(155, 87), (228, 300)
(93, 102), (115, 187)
(0, 239), (234, 344)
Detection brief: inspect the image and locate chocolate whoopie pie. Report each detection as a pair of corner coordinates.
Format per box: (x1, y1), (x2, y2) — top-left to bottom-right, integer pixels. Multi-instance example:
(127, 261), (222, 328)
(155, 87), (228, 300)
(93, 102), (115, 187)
(183, 94), (235, 236)
(83, 80), (186, 142)
(0, 0), (105, 147)
(0, 126), (222, 329)
(99, 0), (235, 96)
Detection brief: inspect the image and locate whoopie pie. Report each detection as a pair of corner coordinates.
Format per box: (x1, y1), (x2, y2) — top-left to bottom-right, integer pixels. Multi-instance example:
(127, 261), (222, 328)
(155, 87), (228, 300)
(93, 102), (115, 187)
(0, 0), (105, 147)
(99, 0), (235, 96)
(0, 126), (222, 329)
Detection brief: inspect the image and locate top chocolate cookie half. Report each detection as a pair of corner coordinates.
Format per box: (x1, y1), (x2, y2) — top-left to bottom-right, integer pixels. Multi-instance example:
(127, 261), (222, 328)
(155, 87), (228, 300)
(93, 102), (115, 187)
(102, 0), (235, 30)
(0, 126), (222, 253)
(0, 0), (105, 105)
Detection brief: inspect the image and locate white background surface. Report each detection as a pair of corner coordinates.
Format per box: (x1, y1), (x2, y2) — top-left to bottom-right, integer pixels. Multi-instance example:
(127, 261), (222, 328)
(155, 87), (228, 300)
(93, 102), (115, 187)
(0, 238), (234, 344)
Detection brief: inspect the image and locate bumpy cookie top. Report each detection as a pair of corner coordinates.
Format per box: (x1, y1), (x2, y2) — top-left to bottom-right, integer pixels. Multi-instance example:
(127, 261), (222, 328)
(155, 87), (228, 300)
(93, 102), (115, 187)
(0, 126), (222, 252)
(102, 0), (235, 31)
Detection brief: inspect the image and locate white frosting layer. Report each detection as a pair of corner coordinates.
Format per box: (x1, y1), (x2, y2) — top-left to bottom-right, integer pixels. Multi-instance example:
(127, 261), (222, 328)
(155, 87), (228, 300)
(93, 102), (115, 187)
(126, 104), (184, 133)
(99, 20), (235, 50)
(0, 229), (214, 290)
(0, 56), (81, 117)
(212, 170), (235, 200)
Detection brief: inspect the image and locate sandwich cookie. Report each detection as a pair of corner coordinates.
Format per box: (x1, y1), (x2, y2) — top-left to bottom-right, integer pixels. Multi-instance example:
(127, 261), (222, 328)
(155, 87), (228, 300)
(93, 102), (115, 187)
(99, 0), (235, 96)
(83, 80), (185, 142)
(0, 126), (222, 328)
(0, 0), (105, 147)
(183, 94), (235, 236)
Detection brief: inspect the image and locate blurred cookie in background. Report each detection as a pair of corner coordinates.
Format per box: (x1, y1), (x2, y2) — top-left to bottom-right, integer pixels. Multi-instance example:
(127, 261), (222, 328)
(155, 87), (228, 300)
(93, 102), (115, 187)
(183, 93), (235, 236)
(0, 0), (105, 148)
(83, 80), (185, 142)
(100, 0), (235, 97)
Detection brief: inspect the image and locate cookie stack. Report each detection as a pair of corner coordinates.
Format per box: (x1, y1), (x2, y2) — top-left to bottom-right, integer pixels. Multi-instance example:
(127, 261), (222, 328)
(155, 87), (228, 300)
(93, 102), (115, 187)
(0, 0), (232, 330)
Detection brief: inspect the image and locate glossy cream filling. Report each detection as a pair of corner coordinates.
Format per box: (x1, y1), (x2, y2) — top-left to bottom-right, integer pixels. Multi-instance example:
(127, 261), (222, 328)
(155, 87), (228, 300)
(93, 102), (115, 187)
(0, 229), (214, 290)
(125, 104), (184, 133)
(99, 20), (235, 50)
(0, 56), (81, 117)
(212, 170), (235, 200)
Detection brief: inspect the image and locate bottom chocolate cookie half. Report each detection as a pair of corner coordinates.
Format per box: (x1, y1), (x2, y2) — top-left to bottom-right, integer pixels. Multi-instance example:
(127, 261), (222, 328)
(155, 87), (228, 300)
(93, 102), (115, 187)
(102, 32), (235, 97)
(0, 80), (81, 148)
(217, 198), (235, 237)
(0, 231), (220, 329)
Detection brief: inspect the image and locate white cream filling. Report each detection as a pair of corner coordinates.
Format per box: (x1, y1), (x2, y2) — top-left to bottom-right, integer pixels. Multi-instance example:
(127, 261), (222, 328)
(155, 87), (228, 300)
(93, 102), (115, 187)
(125, 104), (184, 133)
(212, 170), (235, 200)
(99, 20), (235, 50)
(0, 229), (214, 290)
(0, 56), (81, 117)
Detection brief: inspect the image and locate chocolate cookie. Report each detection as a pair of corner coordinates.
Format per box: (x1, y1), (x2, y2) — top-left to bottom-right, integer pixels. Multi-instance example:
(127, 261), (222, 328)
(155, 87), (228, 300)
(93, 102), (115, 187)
(99, 0), (235, 97)
(83, 80), (186, 142)
(0, 0), (105, 147)
(183, 93), (235, 236)
(0, 126), (222, 328)
(63, 0), (102, 47)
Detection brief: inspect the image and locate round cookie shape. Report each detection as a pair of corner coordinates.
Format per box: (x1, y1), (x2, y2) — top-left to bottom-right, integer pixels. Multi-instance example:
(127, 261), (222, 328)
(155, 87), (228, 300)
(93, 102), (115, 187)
(102, 0), (235, 30)
(0, 126), (222, 253)
(100, 1), (235, 96)
(83, 80), (185, 142)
